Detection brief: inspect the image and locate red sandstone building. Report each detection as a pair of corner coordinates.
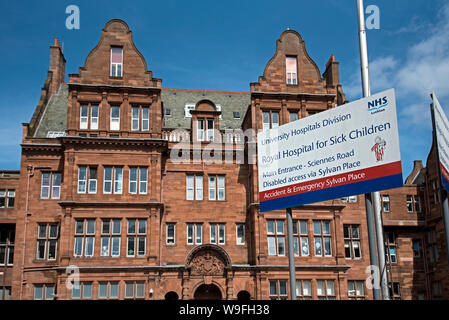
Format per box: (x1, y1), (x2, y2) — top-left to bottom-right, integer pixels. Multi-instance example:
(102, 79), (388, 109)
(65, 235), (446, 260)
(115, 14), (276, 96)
(0, 19), (448, 300)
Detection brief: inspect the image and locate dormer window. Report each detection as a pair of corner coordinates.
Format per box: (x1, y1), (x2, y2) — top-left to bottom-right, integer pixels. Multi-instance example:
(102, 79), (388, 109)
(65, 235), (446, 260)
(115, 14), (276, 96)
(185, 104), (195, 118)
(110, 47), (123, 77)
(197, 118), (214, 142)
(262, 111), (279, 131)
(286, 56), (297, 85)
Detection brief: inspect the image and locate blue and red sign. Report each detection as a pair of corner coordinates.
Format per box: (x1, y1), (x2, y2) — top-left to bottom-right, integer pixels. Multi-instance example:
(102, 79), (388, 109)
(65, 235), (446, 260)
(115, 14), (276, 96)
(257, 89), (403, 212)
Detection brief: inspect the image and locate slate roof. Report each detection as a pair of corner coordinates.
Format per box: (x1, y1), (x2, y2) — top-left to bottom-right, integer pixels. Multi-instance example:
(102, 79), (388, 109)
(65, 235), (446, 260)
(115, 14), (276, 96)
(33, 84), (68, 138)
(162, 88), (250, 130)
(33, 86), (251, 138)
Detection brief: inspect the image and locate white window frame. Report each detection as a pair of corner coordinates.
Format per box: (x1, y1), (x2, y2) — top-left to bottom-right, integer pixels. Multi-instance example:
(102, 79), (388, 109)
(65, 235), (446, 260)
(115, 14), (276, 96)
(217, 176), (225, 200)
(236, 223), (245, 245)
(195, 175), (203, 200)
(186, 175), (194, 200)
(382, 195), (390, 212)
(80, 105), (88, 130)
(131, 107), (139, 131)
(77, 166), (87, 194)
(209, 176), (216, 200)
(125, 281), (145, 299)
(184, 104), (195, 118)
(406, 195), (413, 212)
(289, 111), (298, 123)
(187, 175), (203, 200)
(296, 279), (313, 300)
(110, 47), (123, 77)
(129, 167), (138, 194)
(110, 106), (120, 131)
(7, 190), (15, 208)
(210, 224), (217, 244)
(51, 173), (61, 199)
(316, 280), (336, 300)
(208, 175), (225, 201)
(262, 111), (279, 130)
(34, 284), (55, 300)
(36, 223), (59, 261)
(126, 219), (147, 257)
(166, 223), (176, 245)
(313, 220), (332, 257)
(187, 223), (202, 245)
(90, 105), (99, 130)
(142, 107), (149, 131)
(210, 224), (225, 245)
(113, 167), (123, 194)
(286, 56), (298, 85)
(87, 167), (97, 194)
(74, 219), (95, 258)
(272, 112), (279, 128)
(41, 173), (51, 199)
(206, 118), (214, 141)
(139, 167), (148, 194)
(197, 119), (205, 141)
(103, 167), (113, 194)
(262, 112), (270, 131)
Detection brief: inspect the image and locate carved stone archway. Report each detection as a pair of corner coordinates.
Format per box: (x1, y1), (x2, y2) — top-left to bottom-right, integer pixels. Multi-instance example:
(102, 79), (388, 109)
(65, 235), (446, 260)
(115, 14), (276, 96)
(183, 244), (233, 300)
(194, 284), (222, 300)
(185, 244), (232, 276)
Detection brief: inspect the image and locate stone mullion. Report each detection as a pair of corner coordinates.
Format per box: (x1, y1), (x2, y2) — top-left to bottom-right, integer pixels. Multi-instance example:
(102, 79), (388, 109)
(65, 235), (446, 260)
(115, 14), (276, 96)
(100, 91), (108, 134)
(281, 98), (287, 126)
(69, 90), (78, 134)
(122, 92), (129, 135)
(226, 270), (234, 299)
(300, 99), (306, 118)
(182, 271), (190, 300)
(148, 207), (158, 264)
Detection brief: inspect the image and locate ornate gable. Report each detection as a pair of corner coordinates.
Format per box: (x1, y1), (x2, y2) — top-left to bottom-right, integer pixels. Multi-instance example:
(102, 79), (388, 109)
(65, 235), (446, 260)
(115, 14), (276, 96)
(69, 19), (160, 88)
(251, 30), (327, 94)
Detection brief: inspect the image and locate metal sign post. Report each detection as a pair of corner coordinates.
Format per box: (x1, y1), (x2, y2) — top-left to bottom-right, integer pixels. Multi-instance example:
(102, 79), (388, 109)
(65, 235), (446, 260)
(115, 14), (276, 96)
(286, 207), (297, 300)
(356, 0), (389, 300)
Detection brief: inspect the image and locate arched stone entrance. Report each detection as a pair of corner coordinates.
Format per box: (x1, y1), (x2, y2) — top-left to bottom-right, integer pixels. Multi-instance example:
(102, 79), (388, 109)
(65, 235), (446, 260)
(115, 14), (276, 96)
(164, 291), (179, 300)
(183, 244), (233, 300)
(237, 290), (251, 300)
(194, 284), (222, 300)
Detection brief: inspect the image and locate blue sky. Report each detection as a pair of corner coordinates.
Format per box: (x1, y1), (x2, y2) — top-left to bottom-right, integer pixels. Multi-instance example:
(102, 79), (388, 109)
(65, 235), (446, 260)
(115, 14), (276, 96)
(1, 0), (449, 179)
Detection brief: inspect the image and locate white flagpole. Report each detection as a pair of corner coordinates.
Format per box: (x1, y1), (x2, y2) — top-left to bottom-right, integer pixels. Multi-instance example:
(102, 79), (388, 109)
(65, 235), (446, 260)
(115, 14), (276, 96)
(356, 0), (389, 300)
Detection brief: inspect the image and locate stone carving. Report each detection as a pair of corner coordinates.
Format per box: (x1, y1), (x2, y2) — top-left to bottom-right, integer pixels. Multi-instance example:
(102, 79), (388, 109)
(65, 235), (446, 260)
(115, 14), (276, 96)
(190, 250), (225, 275)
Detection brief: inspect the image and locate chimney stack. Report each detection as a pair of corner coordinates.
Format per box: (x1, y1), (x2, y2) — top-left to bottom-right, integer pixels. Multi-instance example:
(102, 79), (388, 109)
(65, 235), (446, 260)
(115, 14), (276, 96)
(323, 54), (340, 88)
(49, 37), (66, 95)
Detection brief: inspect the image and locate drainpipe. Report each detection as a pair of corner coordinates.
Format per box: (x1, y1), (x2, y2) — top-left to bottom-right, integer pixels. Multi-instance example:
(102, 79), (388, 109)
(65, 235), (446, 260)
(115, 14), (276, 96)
(20, 166), (33, 300)
(159, 155), (163, 267)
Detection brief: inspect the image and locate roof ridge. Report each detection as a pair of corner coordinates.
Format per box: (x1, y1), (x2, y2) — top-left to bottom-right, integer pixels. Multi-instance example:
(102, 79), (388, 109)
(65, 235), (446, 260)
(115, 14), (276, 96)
(162, 88), (250, 94)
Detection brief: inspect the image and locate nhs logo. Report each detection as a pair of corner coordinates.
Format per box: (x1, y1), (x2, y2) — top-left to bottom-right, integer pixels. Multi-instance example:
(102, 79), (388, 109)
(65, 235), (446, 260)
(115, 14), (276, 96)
(368, 96), (388, 114)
